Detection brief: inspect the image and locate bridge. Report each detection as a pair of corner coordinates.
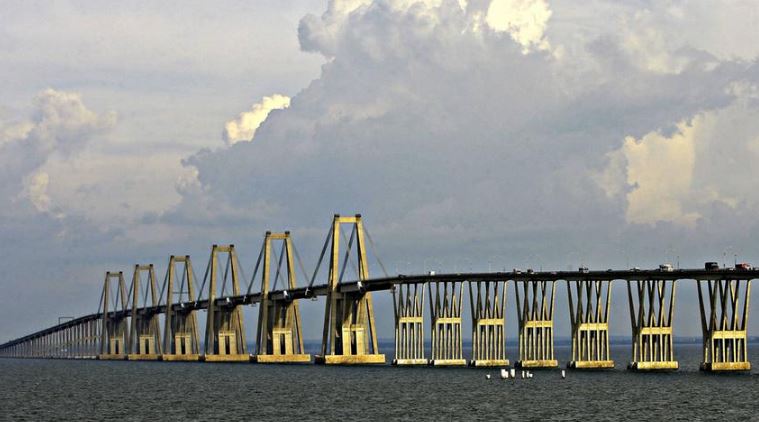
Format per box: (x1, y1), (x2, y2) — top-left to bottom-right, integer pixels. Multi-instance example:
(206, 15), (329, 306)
(0, 214), (753, 372)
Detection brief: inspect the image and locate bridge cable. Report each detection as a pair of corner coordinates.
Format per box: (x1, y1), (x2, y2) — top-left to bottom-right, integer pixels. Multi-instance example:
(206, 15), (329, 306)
(363, 226), (389, 278)
(245, 239), (266, 297)
(338, 225), (357, 284)
(237, 252), (248, 295)
(307, 225), (333, 291)
(195, 252), (213, 303)
(95, 286), (105, 317)
(125, 280), (134, 309)
(142, 272), (150, 307)
(272, 240), (286, 292)
(158, 265), (169, 307)
(179, 263), (188, 303)
(290, 239), (310, 288)
(220, 252), (231, 297)
(190, 261), (202, 303)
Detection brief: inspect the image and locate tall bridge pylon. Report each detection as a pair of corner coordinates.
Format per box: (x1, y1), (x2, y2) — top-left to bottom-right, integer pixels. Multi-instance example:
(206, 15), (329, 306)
(127, 264), (162, 360)
(252, 231), (309, 363)
(162, 255), (201, 361)
(203, 245), (248, 362)
(316, 214), (384, 364)
(99, 271), (129, 360)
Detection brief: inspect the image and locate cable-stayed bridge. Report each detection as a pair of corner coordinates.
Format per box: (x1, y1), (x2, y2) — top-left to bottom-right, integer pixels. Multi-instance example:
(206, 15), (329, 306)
(0, 214), (753, 372)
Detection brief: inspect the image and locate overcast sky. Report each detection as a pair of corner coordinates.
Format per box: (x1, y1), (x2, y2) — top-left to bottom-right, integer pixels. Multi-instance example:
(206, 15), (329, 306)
(2, 0), (759, 343)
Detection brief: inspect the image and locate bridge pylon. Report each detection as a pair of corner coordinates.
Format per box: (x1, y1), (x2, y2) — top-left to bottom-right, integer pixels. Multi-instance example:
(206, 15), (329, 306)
(626, 279), (678, 371)
(567, 279), (614, 369)
(127, 264), (162, 361)
(316, 214), (385, 365)
(429, 281), (466, 366)
(469, 280), (509, 367)
(204, 245), (249, 362)
(162, 256), (201, 362)
(514, 280), (558, 368)
(98, 271), (129, 360)
(252, 232), (310, 363)
(393, 283), (427, 365)
(697, 277), (751, 372)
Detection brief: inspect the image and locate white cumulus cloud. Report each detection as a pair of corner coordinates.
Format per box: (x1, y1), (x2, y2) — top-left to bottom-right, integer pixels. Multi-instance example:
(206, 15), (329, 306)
(599, 91), (759, 227)
(223, 94), (291, 145)
(485, 0), (551, 53)
(0, 89), (116, 216)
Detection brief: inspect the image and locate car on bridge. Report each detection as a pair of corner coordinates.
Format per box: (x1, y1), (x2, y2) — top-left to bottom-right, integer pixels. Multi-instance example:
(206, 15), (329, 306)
(735, 262), (751, 271)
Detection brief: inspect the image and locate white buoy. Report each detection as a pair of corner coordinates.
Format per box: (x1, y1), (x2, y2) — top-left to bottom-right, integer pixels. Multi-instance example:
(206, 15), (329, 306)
(528, 371), (533, 379)
(521, 370), (525, 379)
(500, 369), (508, 379)
(486, 374), (491, 380)
(561, 370), (566, 379)
(510, 368), (516, 378)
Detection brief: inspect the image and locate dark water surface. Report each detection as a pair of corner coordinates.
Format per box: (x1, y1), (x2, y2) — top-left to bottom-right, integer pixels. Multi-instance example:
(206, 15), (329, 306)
(1, 344), (757, 421)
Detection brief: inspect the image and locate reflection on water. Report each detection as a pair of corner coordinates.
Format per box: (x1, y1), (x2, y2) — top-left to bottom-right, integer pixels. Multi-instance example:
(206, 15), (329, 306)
(0, 344), (756, 421)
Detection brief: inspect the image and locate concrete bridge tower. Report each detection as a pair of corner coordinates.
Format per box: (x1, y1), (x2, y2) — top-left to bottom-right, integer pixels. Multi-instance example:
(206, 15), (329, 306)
(253, 231), (310, 363)
(316, 214), (384, 364)
(204, 245), (248, 362)
(127, 264), (162, 360)
(162, 255), (201, 361)
(98, 271), (129, 360)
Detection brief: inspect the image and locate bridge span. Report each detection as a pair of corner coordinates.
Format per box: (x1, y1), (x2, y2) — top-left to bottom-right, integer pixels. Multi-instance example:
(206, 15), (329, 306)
(0, 214), (753, 372)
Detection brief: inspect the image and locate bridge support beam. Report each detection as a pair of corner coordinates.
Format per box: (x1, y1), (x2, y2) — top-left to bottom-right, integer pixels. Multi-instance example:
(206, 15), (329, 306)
(253, 232), (310, 364)
(698, 278), (751, 372)
(429, 281), (466, 366)
(127, 265), (162, 361)
(393, 283), (427, 365)
(469, 281), (508, 367)
(98, 271), (129, 360)
(317, 215), (384, 365)
(567, 279), (614, 369)
(515, 280), (557, 368)
(162, 256), (201, 362)
(204, 245), (249, 362)
(626, 279), (678, 371)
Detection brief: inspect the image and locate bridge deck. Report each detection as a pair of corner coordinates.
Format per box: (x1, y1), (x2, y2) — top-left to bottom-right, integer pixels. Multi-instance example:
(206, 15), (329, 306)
(1, 268), (756, 349)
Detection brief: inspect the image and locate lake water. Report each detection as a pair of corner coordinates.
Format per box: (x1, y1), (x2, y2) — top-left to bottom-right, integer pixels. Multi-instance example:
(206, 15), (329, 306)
(1, 343), (757, 421)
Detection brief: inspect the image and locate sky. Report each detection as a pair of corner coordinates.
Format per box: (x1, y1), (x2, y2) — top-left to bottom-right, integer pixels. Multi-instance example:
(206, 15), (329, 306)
(1, 0), (759, 343)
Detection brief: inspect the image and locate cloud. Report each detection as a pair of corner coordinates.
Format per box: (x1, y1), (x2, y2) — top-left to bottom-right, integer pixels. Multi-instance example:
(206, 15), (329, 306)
(171, 0), (759, 277)
(23, 171), (53, 214)
(0, 89), (116, 216)
(485, 0), (551, 53)
(223, 94), (291, 145)
(599, 86), (759, 227)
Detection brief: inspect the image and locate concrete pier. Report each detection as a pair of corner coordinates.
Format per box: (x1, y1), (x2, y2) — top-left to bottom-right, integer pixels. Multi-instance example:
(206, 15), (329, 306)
(393, 283), (427, 365)
(698, 278), (751, 372)
(627, 279), (678, 371)
(567, 279), (614, 370)
(469, 281), (509, 367)
(429, 281), (466, 366)
(514, 280), (558, 368)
